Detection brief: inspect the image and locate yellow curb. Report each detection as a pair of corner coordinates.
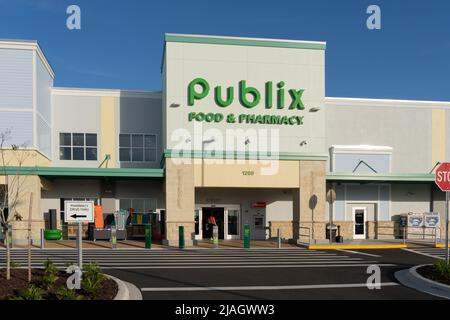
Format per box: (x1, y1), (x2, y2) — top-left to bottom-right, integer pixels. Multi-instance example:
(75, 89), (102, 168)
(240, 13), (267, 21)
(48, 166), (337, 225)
(308, 244), (408, 250)
(435, 244), (450, 248)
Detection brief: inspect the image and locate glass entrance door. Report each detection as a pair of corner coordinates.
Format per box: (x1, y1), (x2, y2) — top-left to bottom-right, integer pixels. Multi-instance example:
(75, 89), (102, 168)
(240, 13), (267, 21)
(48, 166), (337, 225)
(226, 206), (240, 240)
(353, 207), (366, 240)
(195, 205), (241, 240)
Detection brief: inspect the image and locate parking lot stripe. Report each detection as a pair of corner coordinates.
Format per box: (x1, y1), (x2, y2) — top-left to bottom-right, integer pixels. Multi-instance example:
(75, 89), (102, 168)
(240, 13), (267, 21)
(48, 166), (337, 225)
(335, 249), (381, 258)
(141, 282), (399, 292)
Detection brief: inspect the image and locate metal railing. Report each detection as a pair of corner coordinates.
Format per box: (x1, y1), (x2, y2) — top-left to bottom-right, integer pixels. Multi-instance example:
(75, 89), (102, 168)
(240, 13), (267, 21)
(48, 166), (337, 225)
(299, 226), (311, 246)
(405, 226), (442, 245)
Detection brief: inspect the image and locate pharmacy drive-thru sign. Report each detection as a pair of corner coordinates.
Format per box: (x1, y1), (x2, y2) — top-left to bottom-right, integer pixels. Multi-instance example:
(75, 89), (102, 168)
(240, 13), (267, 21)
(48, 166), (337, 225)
(64, 201), (94, 223)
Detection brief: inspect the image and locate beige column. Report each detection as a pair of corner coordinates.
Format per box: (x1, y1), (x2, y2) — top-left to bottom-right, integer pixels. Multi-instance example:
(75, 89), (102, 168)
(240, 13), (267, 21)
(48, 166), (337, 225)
(164, 159), (195, 246)
(7, 175), (44, 246)
(293, 160), (327, 242)
(432, 109), (446, 167)
(100, 96), (118, 168)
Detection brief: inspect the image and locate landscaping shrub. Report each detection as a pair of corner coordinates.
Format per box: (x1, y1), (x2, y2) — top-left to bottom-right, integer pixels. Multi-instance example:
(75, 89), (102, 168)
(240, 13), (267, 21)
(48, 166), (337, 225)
(43, 259), (59, 290)
(20, 285), (43, 301)
(56, 286), (83, 300)
(82, 263), (105, 298)
(433, 260), (450, 279)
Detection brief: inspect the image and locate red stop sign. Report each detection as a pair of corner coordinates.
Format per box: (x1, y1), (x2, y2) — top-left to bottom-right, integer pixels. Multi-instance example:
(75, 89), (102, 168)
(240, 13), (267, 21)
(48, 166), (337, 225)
(436, 163), (450, 191)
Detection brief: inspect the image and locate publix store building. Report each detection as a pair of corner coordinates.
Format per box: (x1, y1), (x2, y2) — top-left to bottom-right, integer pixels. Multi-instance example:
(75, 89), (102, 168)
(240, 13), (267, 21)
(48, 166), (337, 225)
(0, 34), (448, 246)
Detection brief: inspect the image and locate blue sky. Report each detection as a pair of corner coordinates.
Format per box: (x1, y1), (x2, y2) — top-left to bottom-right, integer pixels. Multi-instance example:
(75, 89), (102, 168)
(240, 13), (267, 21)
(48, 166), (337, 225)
(0, 0), (449, 100)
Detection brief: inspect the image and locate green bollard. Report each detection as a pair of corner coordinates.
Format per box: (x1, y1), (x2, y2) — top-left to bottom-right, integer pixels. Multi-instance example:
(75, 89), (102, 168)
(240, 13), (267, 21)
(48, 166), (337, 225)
(179, 225), (185, 249)
(244, 224), (251, 249)
(145, 224), (152, 249)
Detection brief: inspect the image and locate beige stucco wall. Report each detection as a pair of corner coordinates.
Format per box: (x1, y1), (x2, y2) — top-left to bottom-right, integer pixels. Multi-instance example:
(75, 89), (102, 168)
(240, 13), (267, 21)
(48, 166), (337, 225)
(432, 109), (446, 167)
(293, 160), (327, 240)
(0, 149), (51, 167)
(100, 96), (118, 167)
(193, 159), (299, 188)
(7, 175), (44, 245)
(165, 159), (195, 246)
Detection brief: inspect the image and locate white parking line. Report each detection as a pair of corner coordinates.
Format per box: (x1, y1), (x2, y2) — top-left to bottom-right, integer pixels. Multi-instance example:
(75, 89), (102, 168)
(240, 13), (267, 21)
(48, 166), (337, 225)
(335, 249), (381, 258)
(402, 248), (443, 260)
(101, 263), (397, 270)
(141, 282), (399, 292)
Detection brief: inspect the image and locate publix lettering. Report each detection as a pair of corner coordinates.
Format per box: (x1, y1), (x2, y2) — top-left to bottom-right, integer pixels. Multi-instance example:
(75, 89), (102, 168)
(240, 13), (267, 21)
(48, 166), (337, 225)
(188, 78), (306, 110)
(186, 78), (306, 126)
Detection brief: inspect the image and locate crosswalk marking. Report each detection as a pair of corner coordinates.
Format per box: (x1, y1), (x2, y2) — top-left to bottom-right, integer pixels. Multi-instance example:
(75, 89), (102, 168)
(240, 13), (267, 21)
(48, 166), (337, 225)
(0, 247), (390, 270)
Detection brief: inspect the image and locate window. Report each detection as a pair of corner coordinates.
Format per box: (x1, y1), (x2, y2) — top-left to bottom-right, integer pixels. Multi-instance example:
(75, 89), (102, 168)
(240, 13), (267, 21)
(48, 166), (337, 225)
(119, 198), (157, 213)
(119, 134), (157, 162)
(60, 133), (98, 161)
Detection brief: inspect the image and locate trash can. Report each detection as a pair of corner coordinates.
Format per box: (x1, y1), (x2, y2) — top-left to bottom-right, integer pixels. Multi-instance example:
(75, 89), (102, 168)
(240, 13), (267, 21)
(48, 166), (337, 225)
(326, 224), (338, 241)
(335, 226), (344, 243)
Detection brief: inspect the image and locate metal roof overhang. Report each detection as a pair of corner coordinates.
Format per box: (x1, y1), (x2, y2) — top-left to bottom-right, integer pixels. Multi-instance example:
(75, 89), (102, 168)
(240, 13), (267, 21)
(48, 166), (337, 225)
(326, 172), (435, 184)
(0, 167), (165, 179)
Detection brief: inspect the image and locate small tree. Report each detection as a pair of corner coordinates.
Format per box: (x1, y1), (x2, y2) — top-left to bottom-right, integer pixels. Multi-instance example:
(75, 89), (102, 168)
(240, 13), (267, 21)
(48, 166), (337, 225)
(0, 129), (34, 280)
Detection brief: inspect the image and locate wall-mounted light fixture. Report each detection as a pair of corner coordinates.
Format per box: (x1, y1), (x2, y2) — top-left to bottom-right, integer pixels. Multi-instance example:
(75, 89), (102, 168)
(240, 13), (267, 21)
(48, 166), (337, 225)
(245, 138), (251, 145)
(170, 103), (181, 108)
(299, 141), (307, 147)
(309, 107), (321, 113)
(203, 137), (216, 144)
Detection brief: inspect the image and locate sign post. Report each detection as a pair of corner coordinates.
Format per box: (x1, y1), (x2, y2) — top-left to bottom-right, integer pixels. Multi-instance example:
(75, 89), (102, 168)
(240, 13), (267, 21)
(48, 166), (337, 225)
(327, 186), (337, 245)
(64, 201), (94, 270)
(435, 163), (450, 265)
(77, 222), (83, 269)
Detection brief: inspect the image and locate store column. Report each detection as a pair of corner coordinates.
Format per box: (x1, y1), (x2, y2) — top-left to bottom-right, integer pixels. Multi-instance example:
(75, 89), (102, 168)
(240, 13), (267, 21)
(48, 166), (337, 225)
(164, 158), (195, 247)
(7, 175), (45, 246)
(293, 160), (327, 242)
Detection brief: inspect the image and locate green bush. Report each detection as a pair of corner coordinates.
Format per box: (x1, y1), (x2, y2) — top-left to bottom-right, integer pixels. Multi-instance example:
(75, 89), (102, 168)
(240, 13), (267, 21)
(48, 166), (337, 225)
(9, 261), (19, 269)
(56, 287), (83, 301)
(82, 263), (105, 298)
(20, 285), (43, 301)
(433, 260), (450, 279)
(43, 259), (59, 290)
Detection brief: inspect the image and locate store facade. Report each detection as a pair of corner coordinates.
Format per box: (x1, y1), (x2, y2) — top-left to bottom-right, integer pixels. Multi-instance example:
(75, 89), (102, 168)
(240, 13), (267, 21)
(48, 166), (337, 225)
(0, 34), (447, 246)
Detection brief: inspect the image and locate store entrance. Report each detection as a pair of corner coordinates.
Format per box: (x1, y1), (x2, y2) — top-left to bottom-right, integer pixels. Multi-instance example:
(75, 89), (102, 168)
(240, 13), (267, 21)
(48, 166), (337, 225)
(202, 207), (225, 239)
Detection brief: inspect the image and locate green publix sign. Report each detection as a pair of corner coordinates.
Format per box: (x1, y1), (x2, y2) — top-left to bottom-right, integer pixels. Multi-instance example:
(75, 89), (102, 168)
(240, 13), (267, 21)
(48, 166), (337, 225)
(187, 78), (306, 126)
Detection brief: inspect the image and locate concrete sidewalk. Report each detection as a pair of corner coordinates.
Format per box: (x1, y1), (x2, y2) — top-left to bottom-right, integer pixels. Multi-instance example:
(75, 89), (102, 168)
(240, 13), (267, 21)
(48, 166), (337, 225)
(301, 239), (408, 250)
(1, 239), (298, 250)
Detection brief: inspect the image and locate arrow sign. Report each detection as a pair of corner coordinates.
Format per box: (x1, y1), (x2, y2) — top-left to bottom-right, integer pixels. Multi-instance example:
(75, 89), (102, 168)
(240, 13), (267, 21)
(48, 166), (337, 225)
(71, 214), (87, 219)
(64, 201), (94, 223)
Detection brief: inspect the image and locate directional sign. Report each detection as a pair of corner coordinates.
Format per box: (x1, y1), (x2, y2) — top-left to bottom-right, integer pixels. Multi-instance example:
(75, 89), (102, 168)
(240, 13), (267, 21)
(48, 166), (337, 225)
(436, 163), (450, 191)
(64, 201), (94, 223)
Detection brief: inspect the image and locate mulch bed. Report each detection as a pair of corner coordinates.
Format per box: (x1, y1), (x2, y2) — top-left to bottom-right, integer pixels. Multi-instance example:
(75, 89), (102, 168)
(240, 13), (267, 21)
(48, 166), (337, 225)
(417, 265), (450, 286)
(0, 269), (118, 300)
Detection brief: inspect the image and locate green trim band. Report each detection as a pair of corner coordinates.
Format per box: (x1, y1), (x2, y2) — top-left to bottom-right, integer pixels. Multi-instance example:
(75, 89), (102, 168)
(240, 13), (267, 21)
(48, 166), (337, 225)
(165, 35), (326, 51)
(164, 149), (329, 161)
(326, 172), (435, 182)
(0, 167), (165, 178)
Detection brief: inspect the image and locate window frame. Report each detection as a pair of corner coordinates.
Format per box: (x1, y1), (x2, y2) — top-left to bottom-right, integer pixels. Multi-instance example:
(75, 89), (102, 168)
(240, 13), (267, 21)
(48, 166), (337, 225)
(59, 132), (98, 161)
(119, 133), (158, 163)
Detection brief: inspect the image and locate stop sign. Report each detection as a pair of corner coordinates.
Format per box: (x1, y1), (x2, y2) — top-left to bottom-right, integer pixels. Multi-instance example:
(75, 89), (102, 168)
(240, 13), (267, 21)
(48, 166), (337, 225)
(435, 163), (450, 191)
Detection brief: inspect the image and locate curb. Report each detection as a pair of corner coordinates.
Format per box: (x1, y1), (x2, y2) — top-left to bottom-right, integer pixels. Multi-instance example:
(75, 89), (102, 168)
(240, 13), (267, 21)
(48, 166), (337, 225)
(395, 265), (450, 300)
(105, 274), (143, 300)
(307, 244), (408, 250)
